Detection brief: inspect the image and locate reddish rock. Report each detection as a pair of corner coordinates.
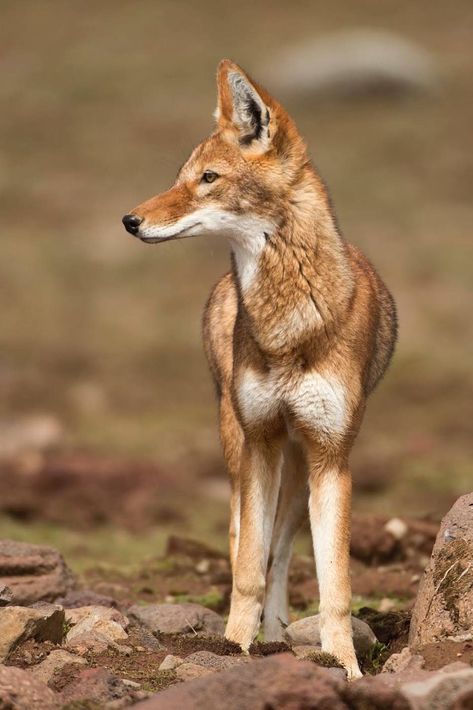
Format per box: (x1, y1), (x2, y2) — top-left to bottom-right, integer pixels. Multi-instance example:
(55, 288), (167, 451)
(57, 588), (117, 608)
(409, 493), (473, 650)
(134, 654), (346, 709)
(0, 664), (60, 709)
(0, 452), (177, 530)
(452, 686), (473, 709)
(343, 675), (410, 709)
(0, 539), (74, 604)
(61, 667), (143, 706)
(30, 649), (86, 686)
(175, 662), (213, 681)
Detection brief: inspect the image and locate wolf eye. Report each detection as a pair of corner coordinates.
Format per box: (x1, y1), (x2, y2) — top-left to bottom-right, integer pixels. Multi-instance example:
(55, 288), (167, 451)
(202, 170), (218, 184)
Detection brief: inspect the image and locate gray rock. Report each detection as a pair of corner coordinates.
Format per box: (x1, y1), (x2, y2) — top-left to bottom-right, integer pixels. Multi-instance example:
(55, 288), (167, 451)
(0, 604), (65, 662)
(383, 646), (425, 674)
(263, 30), (438, 99)
(0, 663), (60, 709)
(401, 666), (473, 709)
(185, 651), (246, 671)
(30, 649), (86, 686)
(158, 652), (241, 676)
(129, 602), (225, 636)
(158, 654), (183, 671)
(65, 605), (129, 644)
(284, 614), (377, 658)
(175, 662), (214, 681)
(0, 584), (13, 606)
(0, 539), (74, 604)
(409, 492), (473, 650)
(351, 666), (473, 708)
(66, 630), (116, 654)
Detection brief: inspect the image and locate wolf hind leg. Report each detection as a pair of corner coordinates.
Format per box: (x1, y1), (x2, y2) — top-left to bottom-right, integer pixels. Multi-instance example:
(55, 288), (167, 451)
(264, 441), (308, 641)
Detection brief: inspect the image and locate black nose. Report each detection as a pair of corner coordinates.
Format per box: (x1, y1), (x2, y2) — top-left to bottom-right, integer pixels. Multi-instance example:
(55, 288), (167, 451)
(122, 214), (143, 235)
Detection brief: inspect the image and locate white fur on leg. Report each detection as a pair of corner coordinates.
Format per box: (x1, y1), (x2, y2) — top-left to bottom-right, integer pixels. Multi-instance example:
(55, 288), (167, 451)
(225, 445), (282, 650)
(264, 553), (290, 641)
(264, 444), (308, 641)
(309, 470), (361, 679)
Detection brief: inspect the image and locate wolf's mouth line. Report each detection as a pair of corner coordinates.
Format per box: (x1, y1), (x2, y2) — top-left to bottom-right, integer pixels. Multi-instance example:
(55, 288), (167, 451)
(139, 222), (203, 244)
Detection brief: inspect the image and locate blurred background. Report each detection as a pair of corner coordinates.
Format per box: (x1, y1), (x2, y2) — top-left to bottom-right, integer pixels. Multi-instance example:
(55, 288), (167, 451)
(0, 0), (472, 574)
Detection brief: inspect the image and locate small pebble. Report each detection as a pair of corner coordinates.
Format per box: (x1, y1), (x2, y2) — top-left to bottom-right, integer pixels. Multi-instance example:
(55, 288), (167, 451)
(384, 517), (408, 540)
(195, 559), (210, 574)
(378, 598), (396, 613)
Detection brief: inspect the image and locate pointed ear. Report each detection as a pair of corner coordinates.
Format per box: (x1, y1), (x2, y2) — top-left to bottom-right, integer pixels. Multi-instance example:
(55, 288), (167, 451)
(215, 59), (271, 152)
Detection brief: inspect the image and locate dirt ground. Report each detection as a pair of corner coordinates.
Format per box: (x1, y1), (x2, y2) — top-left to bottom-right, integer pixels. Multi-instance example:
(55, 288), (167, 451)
(5, 524), (471, 699)
(0, 532), (419, 694)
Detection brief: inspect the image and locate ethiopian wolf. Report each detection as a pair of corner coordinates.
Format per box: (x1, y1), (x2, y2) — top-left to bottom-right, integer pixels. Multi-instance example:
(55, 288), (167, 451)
(122, 60), (397, 678)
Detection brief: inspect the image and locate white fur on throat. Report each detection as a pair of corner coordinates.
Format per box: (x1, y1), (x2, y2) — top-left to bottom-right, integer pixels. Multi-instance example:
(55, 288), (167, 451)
(139, 206), (273, 291)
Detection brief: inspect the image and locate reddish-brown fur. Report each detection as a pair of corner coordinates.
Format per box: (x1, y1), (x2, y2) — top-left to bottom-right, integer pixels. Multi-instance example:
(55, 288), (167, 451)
(125, 60), (397, 678)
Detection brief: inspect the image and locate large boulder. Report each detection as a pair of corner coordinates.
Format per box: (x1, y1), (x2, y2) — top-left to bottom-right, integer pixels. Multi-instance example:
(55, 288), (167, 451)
(409, 493), (473, 650)
(0, 539), (74, 604)
(134, 654), (473, 710)
(0, 603), (65, 662)
(134, 654), (346, 709)
(284, 614), (377, 658)
(129, 602), (225, 636)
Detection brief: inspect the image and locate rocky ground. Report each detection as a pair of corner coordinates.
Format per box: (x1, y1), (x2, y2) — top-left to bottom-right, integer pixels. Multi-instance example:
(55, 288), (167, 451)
(0, 492), (471, 709)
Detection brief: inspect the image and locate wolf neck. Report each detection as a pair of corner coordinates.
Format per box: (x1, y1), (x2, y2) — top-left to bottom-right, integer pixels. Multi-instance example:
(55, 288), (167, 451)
(230, 173), (355, 355)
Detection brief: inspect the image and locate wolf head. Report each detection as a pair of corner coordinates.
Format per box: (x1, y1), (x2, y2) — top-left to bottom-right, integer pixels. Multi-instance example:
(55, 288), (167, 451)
(122, 60), (310, 249)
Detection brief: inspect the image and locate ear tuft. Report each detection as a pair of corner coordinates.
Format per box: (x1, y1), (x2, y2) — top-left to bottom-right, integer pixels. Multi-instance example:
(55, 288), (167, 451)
(216, 60), (271, 152)
(227, 72), (270, 145)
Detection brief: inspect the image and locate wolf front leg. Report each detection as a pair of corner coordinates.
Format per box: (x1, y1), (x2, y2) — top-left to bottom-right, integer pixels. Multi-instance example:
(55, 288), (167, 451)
(308, 455), (362, 679)
(225, 438), (282, 650)
(219, 391), (243, 571)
